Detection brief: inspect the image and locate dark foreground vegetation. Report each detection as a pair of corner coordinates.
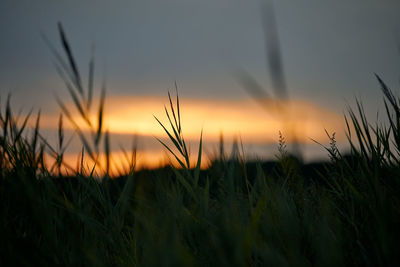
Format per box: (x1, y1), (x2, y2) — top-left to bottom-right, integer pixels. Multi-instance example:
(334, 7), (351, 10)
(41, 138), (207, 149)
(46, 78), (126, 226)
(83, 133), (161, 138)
(1, 25), (400, 266)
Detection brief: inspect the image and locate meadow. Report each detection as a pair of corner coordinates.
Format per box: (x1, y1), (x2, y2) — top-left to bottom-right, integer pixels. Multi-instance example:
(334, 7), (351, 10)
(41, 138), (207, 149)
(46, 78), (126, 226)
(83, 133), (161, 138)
(1, 24), (399, 266)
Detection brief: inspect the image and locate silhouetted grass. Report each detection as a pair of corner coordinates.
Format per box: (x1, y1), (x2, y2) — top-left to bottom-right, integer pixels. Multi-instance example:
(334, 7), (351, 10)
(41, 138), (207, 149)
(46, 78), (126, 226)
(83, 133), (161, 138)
(0, 24), (399, 266)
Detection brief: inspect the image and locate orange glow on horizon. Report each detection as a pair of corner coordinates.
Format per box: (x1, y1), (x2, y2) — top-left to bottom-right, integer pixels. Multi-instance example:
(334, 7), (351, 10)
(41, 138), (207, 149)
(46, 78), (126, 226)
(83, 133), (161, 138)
(39, 95), (345, 144)
(49, 149), (209, 177)
(36, 95), (345, 174)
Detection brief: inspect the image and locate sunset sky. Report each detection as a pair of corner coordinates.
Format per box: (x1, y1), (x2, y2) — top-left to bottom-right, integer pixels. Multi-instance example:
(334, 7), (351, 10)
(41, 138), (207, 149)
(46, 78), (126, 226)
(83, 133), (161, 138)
(1, 0), (399, 169)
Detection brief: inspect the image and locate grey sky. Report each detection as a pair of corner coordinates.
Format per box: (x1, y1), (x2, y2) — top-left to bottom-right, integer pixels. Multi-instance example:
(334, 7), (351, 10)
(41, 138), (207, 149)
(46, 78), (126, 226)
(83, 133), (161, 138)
(0, 0), (399, 117)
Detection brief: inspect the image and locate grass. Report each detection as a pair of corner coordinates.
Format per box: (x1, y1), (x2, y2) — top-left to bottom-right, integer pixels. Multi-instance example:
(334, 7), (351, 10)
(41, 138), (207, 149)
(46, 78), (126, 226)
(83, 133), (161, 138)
(0, 24), (400, 266)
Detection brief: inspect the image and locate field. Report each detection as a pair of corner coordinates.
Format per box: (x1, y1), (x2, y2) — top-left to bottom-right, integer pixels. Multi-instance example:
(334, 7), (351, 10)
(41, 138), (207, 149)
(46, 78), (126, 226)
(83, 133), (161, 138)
(1, 25), (400, 266)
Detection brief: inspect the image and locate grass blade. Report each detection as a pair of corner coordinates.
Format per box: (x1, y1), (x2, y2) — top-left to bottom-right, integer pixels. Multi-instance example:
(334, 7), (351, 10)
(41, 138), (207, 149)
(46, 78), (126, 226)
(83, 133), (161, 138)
(164, 105), (183, 148)
(65, 82), (91, 127)
(58, 113), (64, 151)
(95, 86), (105, 146)
(156, 137), (186, 169)
(154, 116), (184, 156)
(194, 130), (203, 187)
(87, 47), (95, 110)
(168, 91), (179, 132)
(31, 110), (41, 156)
(174, 81), (181, 133)
(171, 166), (196, 200)
(105, 129), (110, 175)
(58, 22), (84, 96)
(14, 109), (32, 143)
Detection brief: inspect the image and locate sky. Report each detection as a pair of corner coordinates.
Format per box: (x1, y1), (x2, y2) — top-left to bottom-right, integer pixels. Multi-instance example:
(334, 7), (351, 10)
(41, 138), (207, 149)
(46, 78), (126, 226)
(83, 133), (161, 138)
(0, 0), (399, 170)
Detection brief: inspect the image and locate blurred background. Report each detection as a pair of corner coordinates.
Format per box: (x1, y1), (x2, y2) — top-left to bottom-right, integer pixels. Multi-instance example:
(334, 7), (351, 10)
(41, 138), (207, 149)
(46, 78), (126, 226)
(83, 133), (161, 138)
(0, 0), (399, 168)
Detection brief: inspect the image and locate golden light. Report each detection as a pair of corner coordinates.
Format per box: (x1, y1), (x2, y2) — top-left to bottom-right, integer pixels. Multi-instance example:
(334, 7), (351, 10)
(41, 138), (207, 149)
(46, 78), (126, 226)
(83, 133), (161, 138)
(38, 95), (345, 173)
(92, 96), (344, 143)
